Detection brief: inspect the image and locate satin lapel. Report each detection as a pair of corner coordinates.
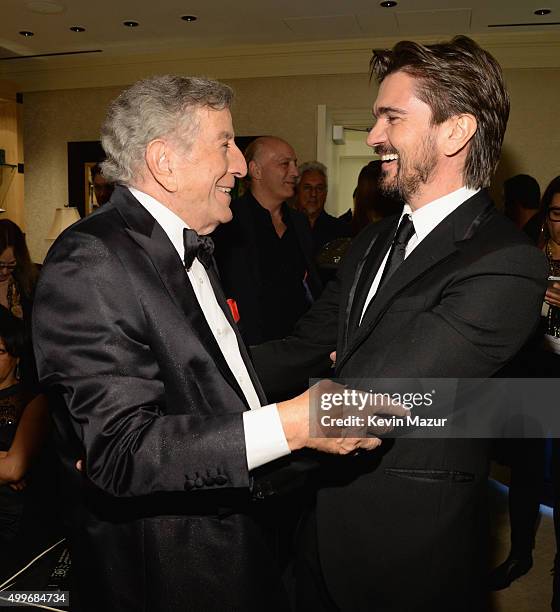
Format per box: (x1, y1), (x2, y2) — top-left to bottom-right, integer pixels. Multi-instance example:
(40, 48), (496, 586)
(337, 191), (495, 371)
(207, 263), (267, 405)
(125, 224), (247, 403)
(112, 189), (247, 405)
(344, 221), (395, 346)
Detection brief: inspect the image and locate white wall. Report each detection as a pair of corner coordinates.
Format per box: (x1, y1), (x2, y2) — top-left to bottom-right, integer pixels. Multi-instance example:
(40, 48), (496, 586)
(329, 128), (376, 216)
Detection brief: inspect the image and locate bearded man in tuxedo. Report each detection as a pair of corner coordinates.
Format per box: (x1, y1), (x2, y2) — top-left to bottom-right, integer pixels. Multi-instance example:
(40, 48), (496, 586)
(252, 36), (548, 612)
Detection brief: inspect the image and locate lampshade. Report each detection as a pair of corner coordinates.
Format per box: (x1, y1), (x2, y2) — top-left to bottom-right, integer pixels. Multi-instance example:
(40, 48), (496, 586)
(47, 207), (81, 240)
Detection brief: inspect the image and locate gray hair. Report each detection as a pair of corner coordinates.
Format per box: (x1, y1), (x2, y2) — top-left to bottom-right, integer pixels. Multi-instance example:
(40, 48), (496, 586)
(101, 75), (234, 185)
(297, 161), (328, 189)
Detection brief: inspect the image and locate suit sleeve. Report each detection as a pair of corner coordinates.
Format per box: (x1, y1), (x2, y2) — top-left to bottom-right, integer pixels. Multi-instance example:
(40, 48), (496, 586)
(251, 263), (342, 400)
(32, 230), (249, 498)
(251, 224), (380, 398)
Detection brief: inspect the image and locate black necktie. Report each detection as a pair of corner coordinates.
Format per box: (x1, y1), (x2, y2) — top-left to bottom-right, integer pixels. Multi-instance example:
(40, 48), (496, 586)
(378, 214), (416, 289)
(183, 228), (215, 270)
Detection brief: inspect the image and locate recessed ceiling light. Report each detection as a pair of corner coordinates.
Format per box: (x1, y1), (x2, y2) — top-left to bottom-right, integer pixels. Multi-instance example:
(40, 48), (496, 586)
(19, 31), (35, 37)
(380, 1), (397, 6)
(534, 8), (551, 15)
(181, 15), (198, 22)
(123, 20), (139, 28)
(69, 26), (86, 32)
(26, 0), (65, 15)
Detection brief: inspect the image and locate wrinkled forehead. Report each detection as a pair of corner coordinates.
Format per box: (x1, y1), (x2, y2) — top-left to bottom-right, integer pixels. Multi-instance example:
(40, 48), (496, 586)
(300, 170), (326, 185)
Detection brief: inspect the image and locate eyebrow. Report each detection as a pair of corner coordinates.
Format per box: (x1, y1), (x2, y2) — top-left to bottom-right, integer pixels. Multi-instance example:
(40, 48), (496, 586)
(373, 105), (408, 118)
(218, 131), (234, 140)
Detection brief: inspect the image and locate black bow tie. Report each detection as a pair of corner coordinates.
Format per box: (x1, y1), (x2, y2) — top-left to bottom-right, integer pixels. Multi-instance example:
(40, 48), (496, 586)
(183, 228), (215, 270)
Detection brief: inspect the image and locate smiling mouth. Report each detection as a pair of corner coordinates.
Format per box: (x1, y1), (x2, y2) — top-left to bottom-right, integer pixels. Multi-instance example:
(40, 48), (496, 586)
(216, 186), (232, 194)
(380, 153), (399, 163)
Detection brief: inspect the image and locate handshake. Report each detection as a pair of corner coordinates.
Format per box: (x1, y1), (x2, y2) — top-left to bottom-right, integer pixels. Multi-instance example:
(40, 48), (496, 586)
(277, 378), (409, 456)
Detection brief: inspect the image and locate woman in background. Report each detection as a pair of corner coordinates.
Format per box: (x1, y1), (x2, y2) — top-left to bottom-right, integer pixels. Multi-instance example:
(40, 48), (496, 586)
(0, 219), (38, 321)
(0, 220), (40, 388)
(538, 176), (560, 611)
(540, 176), (560, 346)
(0, 307), (49, 579)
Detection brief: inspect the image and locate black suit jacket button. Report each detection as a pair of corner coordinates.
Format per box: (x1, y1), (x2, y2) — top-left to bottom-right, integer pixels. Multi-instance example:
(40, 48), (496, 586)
(195, 477), (205, 488)
(215, 474), (227, 486)
(184, 479), (195, 491)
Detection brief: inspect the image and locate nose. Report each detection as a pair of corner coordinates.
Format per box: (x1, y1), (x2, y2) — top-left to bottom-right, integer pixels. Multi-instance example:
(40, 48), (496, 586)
(366, 119), (384, 149)
(289, 161), (299, 178)
(229, 142), (247, 178)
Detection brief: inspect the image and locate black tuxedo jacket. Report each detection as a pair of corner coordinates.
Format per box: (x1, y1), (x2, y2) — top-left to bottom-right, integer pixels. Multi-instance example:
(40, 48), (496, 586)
(32, 187), (287, 612)
(252, 190), (548, 611)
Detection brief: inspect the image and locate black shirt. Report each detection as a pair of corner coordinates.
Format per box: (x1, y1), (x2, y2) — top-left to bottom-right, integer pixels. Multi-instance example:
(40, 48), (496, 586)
(213, 191), (319, 344)
(253, 200), (312, 340)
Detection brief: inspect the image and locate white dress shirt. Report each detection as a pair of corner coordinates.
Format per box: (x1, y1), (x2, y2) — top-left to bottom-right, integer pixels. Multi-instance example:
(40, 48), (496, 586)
(129, 187), (290, 470)
(360, 186), (479, 322)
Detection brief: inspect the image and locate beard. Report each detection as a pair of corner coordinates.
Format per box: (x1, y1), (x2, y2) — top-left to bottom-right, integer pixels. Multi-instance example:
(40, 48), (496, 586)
(379, 134), (438, 202)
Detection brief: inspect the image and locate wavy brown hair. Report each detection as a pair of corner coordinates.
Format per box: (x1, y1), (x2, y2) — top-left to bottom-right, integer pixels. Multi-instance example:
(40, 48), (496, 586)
(370, 36), (510, 190)
(0, 219), (38, 299)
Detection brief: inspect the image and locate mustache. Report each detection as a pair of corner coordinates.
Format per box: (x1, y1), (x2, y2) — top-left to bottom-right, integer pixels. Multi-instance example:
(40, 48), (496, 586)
(375, 146), (398, 157)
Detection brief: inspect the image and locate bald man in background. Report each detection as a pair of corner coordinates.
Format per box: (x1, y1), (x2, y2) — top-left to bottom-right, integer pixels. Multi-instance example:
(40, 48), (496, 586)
(213, 136), (322, 345)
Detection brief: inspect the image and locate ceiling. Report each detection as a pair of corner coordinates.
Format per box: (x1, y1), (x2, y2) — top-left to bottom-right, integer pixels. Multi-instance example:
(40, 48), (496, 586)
(1, 0), (559, 62)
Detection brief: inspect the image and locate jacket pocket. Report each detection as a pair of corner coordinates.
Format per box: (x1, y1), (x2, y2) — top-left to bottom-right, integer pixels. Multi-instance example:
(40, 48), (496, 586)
(384, 467), (474, 483)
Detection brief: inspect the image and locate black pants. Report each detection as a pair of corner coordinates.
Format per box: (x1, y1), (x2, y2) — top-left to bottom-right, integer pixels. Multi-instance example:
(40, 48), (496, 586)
(295, 509), (339, 612)
(493, 438), (546, 557)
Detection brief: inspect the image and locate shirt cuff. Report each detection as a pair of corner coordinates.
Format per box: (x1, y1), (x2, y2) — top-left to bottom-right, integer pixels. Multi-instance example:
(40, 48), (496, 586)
(243, 403), (291, 471)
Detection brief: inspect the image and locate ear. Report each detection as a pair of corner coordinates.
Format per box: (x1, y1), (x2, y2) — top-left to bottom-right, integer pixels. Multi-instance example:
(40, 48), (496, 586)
(248, 159), (261, 180)
(441, 114), (477, 157)
(145, 139), (177, 192)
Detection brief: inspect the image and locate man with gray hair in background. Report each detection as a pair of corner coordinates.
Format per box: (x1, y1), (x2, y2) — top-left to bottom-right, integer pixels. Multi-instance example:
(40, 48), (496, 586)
(32, 75), (381, 612)
(295, 161), (350, 254)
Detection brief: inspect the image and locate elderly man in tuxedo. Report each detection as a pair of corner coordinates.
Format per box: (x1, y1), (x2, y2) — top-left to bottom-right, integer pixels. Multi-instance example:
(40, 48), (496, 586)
(32, 76), (380, 612)
(252, 37), (548, 612)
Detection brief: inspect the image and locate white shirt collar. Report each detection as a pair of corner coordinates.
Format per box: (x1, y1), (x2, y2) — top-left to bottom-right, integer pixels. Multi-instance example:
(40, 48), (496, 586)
(128, 186), (187, 260)
(402, 186), (480, 242)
